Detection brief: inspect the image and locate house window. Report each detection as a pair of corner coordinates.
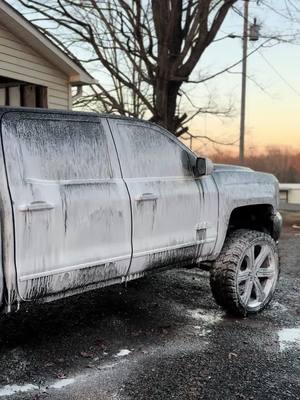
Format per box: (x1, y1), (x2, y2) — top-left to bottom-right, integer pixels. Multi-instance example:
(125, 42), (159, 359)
(0, 83), (48, 108)
(20, 85), (48, 108)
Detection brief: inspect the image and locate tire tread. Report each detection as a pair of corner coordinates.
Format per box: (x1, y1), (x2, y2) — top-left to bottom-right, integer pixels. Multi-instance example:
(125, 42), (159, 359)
(210, 229), (279, 316)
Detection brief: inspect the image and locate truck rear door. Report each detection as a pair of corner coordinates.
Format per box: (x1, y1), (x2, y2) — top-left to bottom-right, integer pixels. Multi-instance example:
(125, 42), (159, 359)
(1, 111), (132, 299)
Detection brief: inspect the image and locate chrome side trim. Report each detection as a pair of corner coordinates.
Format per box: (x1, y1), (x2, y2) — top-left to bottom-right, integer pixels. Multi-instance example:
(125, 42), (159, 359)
(18, 253), (132, 282)
(25, 178), (120, 186)
(125, 176), (201, 183)
(18, 238), (216, 282)
(133, 238), (216, 258)
(18, 202), (54, 212)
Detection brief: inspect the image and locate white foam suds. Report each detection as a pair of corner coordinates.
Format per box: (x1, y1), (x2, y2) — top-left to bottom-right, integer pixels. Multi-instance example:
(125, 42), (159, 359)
(0, 384), (38, 397)
(188, 309), (223, 325)
(114, 349), (131, 357)
(0, 377), (76, 397)
(271, 301), (288, 312)
(278, 327), (300, 352)
(193, 326), (212, 337)
(49, 378), (75, 389)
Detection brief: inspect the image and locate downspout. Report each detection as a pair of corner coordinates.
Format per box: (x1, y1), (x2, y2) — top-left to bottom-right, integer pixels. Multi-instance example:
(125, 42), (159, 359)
(72, 85), (83, 103)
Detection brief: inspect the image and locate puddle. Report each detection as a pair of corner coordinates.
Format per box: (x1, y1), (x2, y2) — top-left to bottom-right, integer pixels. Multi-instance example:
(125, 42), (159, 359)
(0, 384), (38, 397)
(114, 349), (132, 357)
(278, 327), (300, 351)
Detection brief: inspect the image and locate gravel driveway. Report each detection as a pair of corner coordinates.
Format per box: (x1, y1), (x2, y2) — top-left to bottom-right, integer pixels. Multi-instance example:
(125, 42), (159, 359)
(0, 212), (299, 400)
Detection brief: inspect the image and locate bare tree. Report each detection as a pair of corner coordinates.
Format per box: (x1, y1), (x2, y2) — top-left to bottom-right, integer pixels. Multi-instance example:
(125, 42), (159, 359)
(13, 0), (239, 136)
(211, 146), (300, 183)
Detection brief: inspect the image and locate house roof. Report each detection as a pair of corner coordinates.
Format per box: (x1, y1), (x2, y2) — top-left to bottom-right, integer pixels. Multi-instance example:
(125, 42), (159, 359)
(0, 0), (97, 85)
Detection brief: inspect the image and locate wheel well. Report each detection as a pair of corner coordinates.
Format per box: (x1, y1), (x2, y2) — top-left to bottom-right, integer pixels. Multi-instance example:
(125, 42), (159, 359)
(228, 204), (275, 238)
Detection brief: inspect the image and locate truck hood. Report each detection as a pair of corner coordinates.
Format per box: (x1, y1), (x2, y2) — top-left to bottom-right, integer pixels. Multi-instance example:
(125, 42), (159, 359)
(212, 162), (279, 210)
(213, 163), (253, 172)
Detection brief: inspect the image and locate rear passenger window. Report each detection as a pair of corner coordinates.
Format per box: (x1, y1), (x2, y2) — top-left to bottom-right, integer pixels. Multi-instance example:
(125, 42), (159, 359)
(114, 123), (194, 178)
(16, 118), (112, 180)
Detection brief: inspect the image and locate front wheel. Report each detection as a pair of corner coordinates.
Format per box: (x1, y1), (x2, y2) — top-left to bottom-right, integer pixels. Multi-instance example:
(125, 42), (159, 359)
(210, 230), (280, 316)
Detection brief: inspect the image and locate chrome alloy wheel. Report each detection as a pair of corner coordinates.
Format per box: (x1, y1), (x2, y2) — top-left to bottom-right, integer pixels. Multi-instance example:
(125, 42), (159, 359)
(237, 242), (278, 310)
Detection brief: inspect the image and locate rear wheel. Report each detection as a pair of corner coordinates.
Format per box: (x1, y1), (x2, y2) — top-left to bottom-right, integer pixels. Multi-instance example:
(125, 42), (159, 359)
(210, 230), (279, 316)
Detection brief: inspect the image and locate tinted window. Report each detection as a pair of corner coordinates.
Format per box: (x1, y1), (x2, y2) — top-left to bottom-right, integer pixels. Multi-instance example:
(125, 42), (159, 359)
(114, 123), (194, 178)
(16, 118), (112, 180)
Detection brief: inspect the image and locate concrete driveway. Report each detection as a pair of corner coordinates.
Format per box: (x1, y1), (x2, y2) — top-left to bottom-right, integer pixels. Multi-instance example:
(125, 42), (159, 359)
(0, 212), (299, 400)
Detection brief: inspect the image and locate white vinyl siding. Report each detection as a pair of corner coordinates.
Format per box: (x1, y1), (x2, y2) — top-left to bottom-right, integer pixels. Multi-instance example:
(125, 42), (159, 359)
(0, 25), (70, 109)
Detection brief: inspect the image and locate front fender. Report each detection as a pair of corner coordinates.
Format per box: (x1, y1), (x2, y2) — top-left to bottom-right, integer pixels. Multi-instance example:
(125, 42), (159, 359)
(210, 169), (279, 259)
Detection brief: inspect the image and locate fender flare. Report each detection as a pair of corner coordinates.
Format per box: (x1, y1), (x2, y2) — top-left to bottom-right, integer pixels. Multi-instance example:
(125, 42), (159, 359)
(270, 211), (283, 242)
(0, 226), (3, 309)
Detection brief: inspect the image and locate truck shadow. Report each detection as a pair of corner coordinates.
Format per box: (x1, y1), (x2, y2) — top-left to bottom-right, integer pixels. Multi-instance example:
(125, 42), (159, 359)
(0, 267), (290, 391)
(0, 269), (215, 386)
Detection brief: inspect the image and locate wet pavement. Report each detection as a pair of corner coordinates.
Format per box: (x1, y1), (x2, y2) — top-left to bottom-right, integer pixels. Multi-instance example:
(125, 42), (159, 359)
(0, 212), (299, 400)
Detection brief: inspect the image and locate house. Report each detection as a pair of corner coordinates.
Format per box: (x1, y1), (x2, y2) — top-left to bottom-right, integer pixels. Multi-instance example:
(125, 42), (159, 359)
(279, 183), (300, 208)
(0, 0), (95, 110)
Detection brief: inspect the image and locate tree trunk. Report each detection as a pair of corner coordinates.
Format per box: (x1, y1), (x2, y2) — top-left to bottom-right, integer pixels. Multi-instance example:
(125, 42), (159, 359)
(153, 78), (181, 133)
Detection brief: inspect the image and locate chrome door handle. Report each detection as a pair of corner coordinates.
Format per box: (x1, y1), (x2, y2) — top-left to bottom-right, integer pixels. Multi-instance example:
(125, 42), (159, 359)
(18, 201), (55, 212)
(136, 193), (158, 202)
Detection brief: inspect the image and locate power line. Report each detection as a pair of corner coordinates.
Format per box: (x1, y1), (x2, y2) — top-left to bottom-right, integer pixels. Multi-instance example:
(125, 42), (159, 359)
(261, 2), (296, 21)
(257, 50), (300, 97)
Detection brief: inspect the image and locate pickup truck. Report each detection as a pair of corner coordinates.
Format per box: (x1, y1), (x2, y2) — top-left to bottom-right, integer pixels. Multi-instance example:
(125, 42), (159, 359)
(0, 108), (282, 316)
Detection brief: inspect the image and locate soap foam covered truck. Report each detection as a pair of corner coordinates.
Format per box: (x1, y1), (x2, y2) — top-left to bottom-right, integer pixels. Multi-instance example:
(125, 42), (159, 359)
(0, 108), (282, 317)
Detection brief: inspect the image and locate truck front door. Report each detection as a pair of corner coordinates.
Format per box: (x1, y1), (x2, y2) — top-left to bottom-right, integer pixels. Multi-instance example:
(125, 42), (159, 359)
(108, 119), (218, 275)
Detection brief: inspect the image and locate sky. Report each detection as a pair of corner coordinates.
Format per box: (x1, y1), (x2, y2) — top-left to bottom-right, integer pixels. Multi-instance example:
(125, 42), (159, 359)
(183, 1), (300, 155)
(8, 0), (300, 156)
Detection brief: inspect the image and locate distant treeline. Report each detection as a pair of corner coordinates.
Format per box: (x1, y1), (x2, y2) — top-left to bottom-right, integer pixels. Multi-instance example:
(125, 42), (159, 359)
(209, 148), (300, 183)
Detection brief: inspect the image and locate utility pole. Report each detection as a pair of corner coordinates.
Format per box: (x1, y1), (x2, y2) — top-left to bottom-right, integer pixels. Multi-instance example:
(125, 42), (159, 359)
(239, 0), (249, 163)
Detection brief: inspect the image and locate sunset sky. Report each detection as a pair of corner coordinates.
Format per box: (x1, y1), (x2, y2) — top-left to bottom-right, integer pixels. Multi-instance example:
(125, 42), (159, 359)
(185, 1), (300, 155)
(10, 0), (300, 156)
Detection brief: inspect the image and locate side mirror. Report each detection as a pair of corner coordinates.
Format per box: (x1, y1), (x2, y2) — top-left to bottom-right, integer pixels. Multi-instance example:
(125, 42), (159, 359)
(195, 157), (214, 177)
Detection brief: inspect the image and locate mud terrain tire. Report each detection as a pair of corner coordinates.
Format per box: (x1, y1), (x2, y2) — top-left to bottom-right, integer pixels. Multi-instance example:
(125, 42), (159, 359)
(210, 229), (279, 316)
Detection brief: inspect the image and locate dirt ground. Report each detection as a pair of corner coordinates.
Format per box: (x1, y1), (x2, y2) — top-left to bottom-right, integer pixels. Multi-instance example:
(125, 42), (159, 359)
(0, 212), (299, 400)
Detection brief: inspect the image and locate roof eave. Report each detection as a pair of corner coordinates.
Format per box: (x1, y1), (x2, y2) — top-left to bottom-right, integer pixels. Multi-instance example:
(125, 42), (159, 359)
(70, 74), (98, 86)
(0, 0), (96, 85)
